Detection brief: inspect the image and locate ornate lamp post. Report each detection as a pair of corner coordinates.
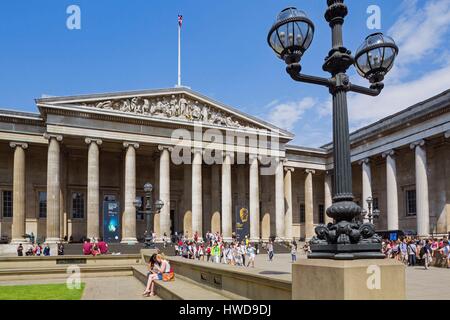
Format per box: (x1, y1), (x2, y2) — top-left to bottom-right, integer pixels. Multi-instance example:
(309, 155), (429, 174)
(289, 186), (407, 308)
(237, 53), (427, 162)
(267, 2), (398, 259)
(361, 196), (380, 224)
(133, 183), (164, 248)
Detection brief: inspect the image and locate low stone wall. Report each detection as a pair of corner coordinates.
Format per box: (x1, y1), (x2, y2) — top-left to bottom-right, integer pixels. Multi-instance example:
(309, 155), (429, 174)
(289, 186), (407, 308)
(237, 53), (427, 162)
(165, 257), (291, 300)
(0, 254), (142, 269)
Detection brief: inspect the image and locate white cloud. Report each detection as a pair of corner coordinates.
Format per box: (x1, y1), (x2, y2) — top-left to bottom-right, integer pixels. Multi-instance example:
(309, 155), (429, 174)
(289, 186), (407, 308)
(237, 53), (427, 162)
(266, 97), (317, 131)
(346, 0), (450, 127)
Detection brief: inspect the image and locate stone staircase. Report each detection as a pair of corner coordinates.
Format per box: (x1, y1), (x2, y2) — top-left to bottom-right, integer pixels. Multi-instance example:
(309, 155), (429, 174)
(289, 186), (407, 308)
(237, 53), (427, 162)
(132, 265), (232, 300)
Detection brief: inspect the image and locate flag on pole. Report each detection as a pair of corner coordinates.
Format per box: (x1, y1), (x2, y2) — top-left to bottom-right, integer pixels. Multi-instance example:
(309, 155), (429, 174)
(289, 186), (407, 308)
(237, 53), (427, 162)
(178, 15), (183, 28)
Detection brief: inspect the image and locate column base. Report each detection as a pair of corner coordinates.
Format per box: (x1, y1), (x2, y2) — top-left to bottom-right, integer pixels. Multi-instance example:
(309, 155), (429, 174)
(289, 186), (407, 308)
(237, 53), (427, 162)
(10, 238), (29, 245)
(121, 238), (138, 245)
(45, 237), (62, 244)
(292, 259), (406, 300)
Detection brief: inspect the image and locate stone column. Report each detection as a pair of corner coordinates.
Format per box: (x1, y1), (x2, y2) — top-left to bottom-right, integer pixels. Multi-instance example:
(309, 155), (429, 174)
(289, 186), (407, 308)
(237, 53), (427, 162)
(249, 155), (260, 242)
(275, 159), (285, 240)
(410, 140), (430, 237)
(382, 150), (399, 230)
(44, 134), (63, 243)
(192, 149), (203, 240)
(85, 138), (102, 240)
(158, 145), (172, 239)
(222, 152), (233, 241)
(359, 158), (372, 222)
(305, 169), (315, 240)
(121, 142), (139, 244)
(324, 171), (333, 224)
(210, 165), (221, 234)
(10, 142), (28, 244)
(284, 167), (294, 241)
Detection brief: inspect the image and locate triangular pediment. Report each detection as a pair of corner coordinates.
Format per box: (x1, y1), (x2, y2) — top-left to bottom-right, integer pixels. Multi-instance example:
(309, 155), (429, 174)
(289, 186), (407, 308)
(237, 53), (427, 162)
(36, 88), (294, 139)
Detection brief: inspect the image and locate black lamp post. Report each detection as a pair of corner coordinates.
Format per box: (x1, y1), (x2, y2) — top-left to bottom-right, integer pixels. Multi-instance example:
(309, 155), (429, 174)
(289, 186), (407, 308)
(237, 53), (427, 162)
(267, 2), (398, 260)
(362, 196), (380, 225)
(133, 183), (164, 249)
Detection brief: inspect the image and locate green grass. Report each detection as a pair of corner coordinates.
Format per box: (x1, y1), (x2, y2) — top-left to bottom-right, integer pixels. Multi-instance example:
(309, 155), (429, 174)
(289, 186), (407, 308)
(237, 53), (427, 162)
(0, 283), (85, 300)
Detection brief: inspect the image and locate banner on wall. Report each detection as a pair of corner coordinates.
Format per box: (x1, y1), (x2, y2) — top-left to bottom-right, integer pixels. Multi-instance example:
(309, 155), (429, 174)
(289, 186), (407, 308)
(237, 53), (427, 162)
(103, 201), (120, 243)
(235, 206), (250, 242)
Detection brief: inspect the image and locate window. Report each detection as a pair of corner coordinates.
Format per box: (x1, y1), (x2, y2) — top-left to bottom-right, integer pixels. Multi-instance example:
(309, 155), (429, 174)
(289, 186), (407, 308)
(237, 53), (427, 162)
(300, 203), (305, 223)
(38, 192), (47, 218)
(72, 192), (85, 219)
(2, 191), (12, 218)
(406, 190), (416, 216)
(136, 196), (144, 220)
(319, 204), (325, 224)
(372, 197), (379, 210)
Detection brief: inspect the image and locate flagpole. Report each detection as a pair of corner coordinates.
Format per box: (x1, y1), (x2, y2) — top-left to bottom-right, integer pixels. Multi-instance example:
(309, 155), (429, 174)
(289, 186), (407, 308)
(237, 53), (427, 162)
(178, 19), (181, 87)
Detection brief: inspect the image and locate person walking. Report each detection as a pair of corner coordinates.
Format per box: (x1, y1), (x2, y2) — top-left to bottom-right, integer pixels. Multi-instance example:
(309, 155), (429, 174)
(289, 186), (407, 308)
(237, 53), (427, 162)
(246, 243), (256, 268)
(267, 241), (274, 262)
(291, 241), (297, 262)
(422, 239), (432, 270)
(399, 238), (408, 265)
(407, 240), (417, 267)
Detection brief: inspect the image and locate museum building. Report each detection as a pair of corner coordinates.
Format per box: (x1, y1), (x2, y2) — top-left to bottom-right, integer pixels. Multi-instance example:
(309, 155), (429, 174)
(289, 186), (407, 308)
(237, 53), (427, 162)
(0, 87), (449, 244)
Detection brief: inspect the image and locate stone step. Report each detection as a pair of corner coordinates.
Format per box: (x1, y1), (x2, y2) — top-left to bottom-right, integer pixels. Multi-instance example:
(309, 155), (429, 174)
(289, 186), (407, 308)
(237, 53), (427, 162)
(0, 265), (133, 281)
(132, 265), (230, 300)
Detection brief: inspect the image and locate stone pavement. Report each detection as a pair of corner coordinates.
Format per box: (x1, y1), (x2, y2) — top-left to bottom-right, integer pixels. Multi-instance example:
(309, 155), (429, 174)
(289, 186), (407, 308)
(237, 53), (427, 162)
(199, 252), (450, 300)
(0, 276), (160, 300)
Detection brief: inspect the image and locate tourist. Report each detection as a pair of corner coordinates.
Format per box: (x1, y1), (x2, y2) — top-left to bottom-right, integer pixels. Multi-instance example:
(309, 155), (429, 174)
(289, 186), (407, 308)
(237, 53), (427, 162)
(97, 238), (108, 255)
(43, 243), (51, 256)
(17, 243), (24, 257)
(239, 242), (246, 266)
(212, 242), (221, 264)
(34, 243), (42, 256)
(267, 241), (274, 262)
(58, 242), (65, 256)
(399, 238), (408, 265)
(83, 239), (93, 256)
(246, 243), (256, 268)
(143, 254), (172, 297)
(291, 241), (297, 262)
(407, 240), (417, 266)
(441, 240), (450, 268)
(205, 244), (211, 262)
(25, 244), (34, 256)
(91, 242), (101, 256)
(422, 239), (432, 270)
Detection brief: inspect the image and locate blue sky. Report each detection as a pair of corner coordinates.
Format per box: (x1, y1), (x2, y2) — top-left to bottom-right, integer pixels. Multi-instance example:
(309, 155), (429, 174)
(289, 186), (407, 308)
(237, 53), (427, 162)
(0, 0), (449, 147)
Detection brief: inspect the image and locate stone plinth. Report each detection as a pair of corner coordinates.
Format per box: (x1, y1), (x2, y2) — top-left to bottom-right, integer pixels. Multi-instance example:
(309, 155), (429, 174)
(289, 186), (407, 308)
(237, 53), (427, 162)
(292, 259), (405, 300)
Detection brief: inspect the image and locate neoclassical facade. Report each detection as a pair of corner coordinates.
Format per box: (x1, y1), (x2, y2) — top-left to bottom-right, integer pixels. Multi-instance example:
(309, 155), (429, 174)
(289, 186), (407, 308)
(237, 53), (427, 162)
(0, 87), (449, 244)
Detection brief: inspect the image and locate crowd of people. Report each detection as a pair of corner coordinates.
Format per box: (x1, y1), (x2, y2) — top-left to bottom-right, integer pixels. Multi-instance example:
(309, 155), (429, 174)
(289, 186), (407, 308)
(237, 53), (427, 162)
(382, 236), (450, 269)
(82, 238), (109, 256)
(173, 231), (300, 267)
(16, 242), (64, 257)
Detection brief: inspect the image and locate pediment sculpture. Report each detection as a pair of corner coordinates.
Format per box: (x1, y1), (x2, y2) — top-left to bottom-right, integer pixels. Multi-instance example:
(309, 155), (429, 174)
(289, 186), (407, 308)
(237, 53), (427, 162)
(80, 94), (257, 129)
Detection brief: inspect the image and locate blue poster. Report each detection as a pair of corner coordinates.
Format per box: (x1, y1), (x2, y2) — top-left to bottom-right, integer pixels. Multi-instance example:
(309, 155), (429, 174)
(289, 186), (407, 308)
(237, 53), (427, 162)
(103, 201), (120, 243)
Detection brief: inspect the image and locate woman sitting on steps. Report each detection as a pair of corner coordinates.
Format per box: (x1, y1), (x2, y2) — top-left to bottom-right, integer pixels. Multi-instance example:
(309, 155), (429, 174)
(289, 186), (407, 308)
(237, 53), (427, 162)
(143, 254), (173, 297)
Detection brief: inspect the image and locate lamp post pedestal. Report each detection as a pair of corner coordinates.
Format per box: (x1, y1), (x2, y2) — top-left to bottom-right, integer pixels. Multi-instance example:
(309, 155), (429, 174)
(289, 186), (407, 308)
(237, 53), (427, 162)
(292, 259), (406, 300)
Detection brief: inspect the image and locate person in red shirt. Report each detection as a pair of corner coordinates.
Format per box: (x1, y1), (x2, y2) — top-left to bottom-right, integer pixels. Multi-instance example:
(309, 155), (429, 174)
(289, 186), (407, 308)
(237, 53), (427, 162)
(82, 239), (93, 255)
(97, 238), (108, 255)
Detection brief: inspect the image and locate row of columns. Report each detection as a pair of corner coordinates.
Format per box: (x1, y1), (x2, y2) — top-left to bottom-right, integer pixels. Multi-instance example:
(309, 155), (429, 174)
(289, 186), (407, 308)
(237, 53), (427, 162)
(7, 135), (326, 243)
(359, 139), (430, 237)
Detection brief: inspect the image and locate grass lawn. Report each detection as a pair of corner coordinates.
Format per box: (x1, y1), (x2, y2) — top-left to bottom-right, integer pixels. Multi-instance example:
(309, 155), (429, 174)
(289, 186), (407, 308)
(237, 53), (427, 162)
(0, 283), (85, 300)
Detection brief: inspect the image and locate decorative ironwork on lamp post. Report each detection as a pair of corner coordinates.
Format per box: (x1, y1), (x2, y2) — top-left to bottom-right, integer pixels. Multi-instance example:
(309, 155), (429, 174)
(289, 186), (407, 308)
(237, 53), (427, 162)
(133, 183), (164, 248)
(267, 1), (398, 259)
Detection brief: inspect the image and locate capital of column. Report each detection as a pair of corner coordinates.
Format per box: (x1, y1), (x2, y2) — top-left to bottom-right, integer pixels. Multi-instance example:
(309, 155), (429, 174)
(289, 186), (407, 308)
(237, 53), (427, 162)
(445, 131), (450, 139)
(358, 158), (370, 165)
(9, 142), (28, 150)
(123, 142), (140, 149)
(410, 139), (425, 150)
(284, 166), (295, 173)
(305, 169), (316, 175)
(85, 138), (103, 146)
(191, 148), (203, 155)
(382, 149), (395, 159)
(43, 133), (63, 142)
(158, 145), (173, 152)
